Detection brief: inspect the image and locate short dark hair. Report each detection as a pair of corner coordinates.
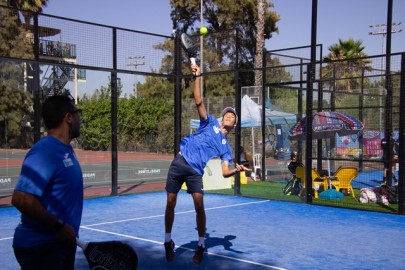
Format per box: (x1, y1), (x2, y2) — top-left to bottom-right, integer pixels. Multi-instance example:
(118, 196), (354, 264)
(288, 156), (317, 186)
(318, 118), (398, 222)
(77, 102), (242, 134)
(42, 95), (75, 130)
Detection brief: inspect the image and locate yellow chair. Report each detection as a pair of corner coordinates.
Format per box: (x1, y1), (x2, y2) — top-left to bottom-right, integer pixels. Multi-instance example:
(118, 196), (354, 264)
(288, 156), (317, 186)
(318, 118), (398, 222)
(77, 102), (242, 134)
(311, 168), (330, 190)
(295, 167), (328, 198)
(330, 167), (358, 198)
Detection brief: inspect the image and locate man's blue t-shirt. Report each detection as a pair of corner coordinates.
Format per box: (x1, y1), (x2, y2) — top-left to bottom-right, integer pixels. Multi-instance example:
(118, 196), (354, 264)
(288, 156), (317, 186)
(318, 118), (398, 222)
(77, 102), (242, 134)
(180, 113), (234, 175)
(13, 136), (83, 248)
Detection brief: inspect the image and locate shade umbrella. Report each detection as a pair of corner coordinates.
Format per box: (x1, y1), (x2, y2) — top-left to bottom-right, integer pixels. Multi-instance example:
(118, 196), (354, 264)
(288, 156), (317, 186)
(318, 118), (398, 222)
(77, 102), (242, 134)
(289, 111), (363, 141)
(288, 111), (364, 199)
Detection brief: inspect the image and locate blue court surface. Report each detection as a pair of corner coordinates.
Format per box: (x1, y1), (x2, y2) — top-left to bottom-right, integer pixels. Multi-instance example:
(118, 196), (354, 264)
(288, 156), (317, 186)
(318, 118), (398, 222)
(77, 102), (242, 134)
(1, 192), (405, 270)
(352, 170), (399, 189)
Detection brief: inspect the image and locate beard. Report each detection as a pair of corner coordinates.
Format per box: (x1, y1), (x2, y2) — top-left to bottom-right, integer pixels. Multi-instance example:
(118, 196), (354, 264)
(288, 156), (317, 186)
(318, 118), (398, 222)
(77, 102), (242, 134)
(71, 128), (80, 139)
(68, 122), (81, 139)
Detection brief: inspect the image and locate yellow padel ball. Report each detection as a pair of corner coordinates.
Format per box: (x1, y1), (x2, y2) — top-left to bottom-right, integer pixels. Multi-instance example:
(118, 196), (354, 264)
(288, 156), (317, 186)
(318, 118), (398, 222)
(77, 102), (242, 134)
(200, 27), (208, 35)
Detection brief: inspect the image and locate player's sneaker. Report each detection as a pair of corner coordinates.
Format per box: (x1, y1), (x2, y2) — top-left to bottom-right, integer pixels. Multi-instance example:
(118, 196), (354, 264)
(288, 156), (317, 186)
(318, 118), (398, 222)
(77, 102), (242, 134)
(192, 245), (205, 264)
(164, 240), (175, 262)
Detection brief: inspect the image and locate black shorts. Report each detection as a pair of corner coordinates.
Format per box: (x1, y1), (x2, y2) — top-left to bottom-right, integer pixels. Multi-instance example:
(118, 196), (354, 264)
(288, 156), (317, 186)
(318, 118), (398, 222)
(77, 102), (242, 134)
(165, 154), (203, 194)
(13, 242), (76, 270)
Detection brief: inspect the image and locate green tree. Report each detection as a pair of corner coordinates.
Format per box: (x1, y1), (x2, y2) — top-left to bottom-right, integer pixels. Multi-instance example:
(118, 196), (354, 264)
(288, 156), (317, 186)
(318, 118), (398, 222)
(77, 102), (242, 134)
(0, 0), (48, 58)
(149, 1), (281, 100)
(0, 2), (48, 149)
(79, 81), (174, 152)
(263, 56), (296, 112)
(322, 38), (371, 92)
(137, 75), (174, 99)
(0, 9), (34, 147)
(5, 0), (48, 21)
(0, 7), (31, 58)
(78, 87), (112, 150)
(117, 96), (173, 152)
(155, 114), (174, 153)
(0, 83), (33, 148)
(170, 0), (279, 66)
(77, 77), (125, 150)
(321, 38), (377, 128)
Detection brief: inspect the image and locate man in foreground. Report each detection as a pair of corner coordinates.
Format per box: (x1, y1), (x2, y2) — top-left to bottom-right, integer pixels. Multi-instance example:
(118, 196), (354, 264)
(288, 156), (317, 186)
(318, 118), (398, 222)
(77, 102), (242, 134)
(12, 95), (83, 270)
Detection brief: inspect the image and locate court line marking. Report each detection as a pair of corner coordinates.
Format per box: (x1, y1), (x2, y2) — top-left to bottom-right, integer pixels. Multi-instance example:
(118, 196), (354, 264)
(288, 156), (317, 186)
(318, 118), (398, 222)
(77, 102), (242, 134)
(80, 225), (287, 270)
(0, 201), (270, 240)
(83, 200), (271, 227)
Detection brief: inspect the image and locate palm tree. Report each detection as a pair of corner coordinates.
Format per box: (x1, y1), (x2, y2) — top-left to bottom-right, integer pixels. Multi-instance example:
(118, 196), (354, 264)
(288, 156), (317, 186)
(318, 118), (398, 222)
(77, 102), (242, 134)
(6, 0), (48, 25)
(322, 38), (371, 92)
(254, 0), (266, 88)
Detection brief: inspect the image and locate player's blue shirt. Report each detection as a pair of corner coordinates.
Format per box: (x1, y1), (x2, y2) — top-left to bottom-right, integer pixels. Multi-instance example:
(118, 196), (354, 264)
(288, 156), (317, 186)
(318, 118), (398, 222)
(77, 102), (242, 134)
(13, 136), (83, 248)
(180, 113), (233, 175)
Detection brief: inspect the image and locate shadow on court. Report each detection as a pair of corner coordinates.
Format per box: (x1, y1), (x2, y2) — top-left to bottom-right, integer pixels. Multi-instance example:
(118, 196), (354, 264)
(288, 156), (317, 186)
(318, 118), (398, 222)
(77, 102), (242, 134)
(176, 230), (244, 257)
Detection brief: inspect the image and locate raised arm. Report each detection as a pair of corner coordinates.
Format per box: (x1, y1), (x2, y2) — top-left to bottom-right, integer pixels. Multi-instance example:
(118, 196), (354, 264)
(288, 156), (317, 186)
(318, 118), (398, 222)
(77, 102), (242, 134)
(191, 64), (207, 120)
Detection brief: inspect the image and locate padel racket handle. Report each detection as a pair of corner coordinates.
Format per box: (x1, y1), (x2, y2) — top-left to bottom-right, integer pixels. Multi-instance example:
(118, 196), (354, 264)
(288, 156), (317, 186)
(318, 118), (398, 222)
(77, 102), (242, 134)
(76, 238), (88, 249)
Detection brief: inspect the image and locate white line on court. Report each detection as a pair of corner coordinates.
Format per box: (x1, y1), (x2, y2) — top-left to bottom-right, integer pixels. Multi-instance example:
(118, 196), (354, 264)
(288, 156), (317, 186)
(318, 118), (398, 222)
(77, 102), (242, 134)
(0, 237), (13, 241)
(83, 199), (271, 227)
(80, 225), (287, 270)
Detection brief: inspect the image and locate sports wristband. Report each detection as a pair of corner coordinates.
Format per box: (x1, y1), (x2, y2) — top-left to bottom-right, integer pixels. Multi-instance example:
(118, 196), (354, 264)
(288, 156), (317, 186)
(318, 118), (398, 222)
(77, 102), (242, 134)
(53, 218), (65, 232)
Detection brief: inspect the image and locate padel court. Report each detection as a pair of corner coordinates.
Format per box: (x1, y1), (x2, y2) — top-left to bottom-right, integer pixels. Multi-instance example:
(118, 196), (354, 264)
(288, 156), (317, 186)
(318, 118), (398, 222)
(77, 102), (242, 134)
(1, 192), (404, 269)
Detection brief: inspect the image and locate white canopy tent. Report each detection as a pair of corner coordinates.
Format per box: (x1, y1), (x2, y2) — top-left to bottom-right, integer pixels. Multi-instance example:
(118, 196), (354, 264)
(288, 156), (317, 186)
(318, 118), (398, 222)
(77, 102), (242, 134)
(189, 95), (296, 128)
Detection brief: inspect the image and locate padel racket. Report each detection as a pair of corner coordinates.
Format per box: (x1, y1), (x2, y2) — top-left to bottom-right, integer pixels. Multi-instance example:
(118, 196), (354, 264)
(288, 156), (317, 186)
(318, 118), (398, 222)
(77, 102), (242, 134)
(77, 238), (138, 270)
(180, 33), (198, 65)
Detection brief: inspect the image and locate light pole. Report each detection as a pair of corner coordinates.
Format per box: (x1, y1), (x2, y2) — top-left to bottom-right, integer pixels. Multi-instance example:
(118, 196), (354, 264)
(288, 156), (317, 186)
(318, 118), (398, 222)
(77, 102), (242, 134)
(369, 22), (402, 131)
(127, 56), (145, 97)
(369, 22), (402, 68)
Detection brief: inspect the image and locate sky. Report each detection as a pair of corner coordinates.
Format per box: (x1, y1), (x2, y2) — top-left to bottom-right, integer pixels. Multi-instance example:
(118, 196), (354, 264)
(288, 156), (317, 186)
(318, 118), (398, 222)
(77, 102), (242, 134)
(43, 0), (405, 57)
(42, 0), (405, 97)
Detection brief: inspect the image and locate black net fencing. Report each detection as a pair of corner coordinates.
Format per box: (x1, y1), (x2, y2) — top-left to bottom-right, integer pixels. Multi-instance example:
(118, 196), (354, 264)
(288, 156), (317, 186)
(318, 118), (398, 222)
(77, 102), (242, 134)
(0, 5), (404, 214)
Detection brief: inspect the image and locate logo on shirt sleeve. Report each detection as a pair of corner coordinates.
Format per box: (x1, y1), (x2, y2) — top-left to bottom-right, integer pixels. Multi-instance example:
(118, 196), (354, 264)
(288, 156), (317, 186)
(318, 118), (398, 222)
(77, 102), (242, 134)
(63, 153), (74, 167)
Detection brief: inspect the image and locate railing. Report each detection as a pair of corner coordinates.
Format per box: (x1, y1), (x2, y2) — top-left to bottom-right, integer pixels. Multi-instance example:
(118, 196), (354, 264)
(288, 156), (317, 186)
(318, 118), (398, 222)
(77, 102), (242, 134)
(39, 39), (77, 59)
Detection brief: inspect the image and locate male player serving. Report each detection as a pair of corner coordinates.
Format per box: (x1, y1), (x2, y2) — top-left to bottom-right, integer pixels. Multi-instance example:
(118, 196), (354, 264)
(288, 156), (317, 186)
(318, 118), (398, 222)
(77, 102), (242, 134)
(164, 64), (250, 264)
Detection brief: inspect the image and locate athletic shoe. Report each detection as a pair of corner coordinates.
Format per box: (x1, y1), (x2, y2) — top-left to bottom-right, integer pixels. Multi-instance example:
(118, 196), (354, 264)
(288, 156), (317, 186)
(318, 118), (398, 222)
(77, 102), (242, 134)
(381, 179), (387, 186)
(164, 240), (175, 261)
(192, 245), (205, 264)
